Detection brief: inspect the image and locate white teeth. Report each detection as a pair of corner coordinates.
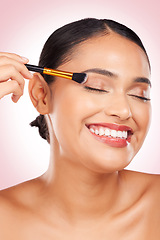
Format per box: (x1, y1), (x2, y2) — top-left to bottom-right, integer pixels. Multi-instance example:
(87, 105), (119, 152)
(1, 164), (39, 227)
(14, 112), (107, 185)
(122, 131), (127, 139)
(90, 128), (95, 133)
(99, 128), (105, 136)
(111, 130), (117, 138)
(104, 128), (110, 136)
(89, 127), (128, 139)
(95, 129), (99, 135)
(117, 131), (123, 138)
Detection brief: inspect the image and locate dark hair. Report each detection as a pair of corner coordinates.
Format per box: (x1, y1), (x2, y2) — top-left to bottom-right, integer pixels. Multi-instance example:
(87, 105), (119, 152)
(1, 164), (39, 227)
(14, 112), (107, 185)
(30, 18), (150, 143)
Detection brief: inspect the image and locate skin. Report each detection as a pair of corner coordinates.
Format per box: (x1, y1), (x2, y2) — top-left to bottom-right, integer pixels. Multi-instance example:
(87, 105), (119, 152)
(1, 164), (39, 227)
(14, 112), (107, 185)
(0, 32), (160, 239)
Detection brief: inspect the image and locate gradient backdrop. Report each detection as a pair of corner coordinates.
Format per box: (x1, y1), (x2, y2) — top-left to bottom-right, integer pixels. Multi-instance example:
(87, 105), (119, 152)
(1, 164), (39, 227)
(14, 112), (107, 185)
(0, 0), (160, 190)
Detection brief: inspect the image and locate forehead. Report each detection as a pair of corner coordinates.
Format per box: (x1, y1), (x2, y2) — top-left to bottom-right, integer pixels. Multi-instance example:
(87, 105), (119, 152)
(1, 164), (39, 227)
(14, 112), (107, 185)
(62, 32), (150, 79)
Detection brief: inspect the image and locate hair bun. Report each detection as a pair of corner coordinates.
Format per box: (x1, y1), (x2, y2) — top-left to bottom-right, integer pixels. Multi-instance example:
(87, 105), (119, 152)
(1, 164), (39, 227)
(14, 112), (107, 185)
(30, 114), (50, 143)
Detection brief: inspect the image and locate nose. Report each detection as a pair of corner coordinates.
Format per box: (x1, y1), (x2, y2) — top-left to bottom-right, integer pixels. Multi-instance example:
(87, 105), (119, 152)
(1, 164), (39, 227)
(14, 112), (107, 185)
(104, 93), (132, 121)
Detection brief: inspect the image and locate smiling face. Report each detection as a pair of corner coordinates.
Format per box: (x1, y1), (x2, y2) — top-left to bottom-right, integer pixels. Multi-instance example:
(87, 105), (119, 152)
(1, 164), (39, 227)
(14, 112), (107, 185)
(48, 32), (151, 173)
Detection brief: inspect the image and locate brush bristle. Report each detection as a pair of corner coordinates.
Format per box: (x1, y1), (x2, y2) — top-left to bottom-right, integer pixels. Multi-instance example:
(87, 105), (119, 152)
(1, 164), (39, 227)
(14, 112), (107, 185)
(72, 73), (87, 84)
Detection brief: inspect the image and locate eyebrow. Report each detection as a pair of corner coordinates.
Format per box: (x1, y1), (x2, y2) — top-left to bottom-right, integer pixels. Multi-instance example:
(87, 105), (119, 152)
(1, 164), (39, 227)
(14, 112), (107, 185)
(83, 68), (151, 87)
(133, 77), (151, 87)
(83, 68), (117, 78)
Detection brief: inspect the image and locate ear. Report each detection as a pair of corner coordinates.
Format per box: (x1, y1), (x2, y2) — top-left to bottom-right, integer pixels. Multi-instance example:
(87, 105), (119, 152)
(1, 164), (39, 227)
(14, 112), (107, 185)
(28, 73), (52, 114)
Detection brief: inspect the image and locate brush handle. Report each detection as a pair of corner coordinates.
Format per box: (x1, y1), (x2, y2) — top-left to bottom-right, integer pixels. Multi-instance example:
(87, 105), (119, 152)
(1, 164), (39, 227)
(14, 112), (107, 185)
(25, 63), (87, 84)
(25, 63), (73, 79)
(25, 64), (44, 74)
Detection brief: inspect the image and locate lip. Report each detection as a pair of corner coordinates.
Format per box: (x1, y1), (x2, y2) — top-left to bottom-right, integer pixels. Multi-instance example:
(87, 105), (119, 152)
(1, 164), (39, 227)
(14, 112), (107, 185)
(86, 123), (133, 148)
(86, 123), (133, 133)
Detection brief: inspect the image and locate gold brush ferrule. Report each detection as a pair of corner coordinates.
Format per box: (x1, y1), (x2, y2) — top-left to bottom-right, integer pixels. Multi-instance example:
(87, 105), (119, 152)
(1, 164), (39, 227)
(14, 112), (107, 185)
(43, 67), (73, 80)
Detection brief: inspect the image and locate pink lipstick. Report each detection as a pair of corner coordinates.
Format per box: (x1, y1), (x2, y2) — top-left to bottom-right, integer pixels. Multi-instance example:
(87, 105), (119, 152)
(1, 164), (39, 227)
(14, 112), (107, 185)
(86, 123), (133, 148)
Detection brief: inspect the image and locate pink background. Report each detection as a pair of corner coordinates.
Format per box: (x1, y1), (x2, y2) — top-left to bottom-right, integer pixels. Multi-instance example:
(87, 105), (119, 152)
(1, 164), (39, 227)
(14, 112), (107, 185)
(0, 0), (160, 190)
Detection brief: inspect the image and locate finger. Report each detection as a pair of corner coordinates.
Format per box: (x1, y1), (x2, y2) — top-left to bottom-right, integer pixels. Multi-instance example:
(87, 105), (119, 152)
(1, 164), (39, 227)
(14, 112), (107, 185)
(0, 63), (32, 84)
(0, 57), (32, 79)
(0, 80), (23, 102)
(0, 65), (25, 91)
(0, 52), (29, 63)
(11, 94), (21, 103)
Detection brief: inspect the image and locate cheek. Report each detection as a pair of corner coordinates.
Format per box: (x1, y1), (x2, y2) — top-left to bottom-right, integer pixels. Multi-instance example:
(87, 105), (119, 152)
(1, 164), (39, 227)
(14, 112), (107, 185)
(53, 87), (103, 125)
(132, 102), (151, 140)
(49, 84), (101, 149)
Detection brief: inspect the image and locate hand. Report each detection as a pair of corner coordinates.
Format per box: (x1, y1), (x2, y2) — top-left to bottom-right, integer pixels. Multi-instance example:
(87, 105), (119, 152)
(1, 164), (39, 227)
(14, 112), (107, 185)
(0, 52), (33, 103)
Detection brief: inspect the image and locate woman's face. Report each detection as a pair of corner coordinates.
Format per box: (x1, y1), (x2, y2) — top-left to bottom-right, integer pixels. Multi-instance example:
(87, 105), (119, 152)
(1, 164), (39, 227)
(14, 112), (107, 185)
(49, 32), (151, 173)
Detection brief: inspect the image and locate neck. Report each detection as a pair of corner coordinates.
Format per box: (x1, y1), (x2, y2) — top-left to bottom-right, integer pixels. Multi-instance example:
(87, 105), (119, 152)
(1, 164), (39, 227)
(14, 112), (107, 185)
(40, 142), (121, 222)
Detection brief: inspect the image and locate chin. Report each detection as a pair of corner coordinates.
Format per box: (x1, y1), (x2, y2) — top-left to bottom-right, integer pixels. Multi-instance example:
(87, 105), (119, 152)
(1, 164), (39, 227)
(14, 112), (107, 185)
(79, 152), (134, 174)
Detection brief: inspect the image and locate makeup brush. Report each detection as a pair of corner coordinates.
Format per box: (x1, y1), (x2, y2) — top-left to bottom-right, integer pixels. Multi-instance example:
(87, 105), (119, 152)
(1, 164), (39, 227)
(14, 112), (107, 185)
(25, 64), (87, 84)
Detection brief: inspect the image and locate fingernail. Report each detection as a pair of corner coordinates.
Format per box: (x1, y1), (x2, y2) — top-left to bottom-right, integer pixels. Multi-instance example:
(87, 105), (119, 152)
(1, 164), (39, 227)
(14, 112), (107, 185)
(21, 56), (29, 62)
(28, 72), (33, 78)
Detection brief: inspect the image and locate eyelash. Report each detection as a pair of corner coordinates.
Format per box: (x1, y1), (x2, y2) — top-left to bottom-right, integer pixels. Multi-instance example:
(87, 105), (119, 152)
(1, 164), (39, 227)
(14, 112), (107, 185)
(84, 86), (108, 93)
(84, 86), (151, 102)
(128, 94), (151, 102)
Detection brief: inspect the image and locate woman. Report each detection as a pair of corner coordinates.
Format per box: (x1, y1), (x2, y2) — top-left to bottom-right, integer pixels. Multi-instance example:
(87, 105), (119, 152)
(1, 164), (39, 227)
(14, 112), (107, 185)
(0, 18), (159, 239)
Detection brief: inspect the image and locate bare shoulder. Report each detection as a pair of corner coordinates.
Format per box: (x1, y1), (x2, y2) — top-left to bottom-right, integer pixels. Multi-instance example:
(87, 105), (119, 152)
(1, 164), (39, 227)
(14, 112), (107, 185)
(0, 177), (43, 220)
(122, 169), (160, 191)
(0, 184), (23, 236)
(121, 169), (160, 205)
(118, 170), (160, 238)
(0, 177), (46, 238)
(0, 177), (42, 201)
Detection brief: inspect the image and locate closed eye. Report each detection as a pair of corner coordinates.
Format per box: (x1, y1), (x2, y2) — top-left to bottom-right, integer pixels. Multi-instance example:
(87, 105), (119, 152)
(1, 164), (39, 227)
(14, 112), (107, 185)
(84, 86), (108, 93)
(128, 94), (151, 102)
(84, 87), (151, 101)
